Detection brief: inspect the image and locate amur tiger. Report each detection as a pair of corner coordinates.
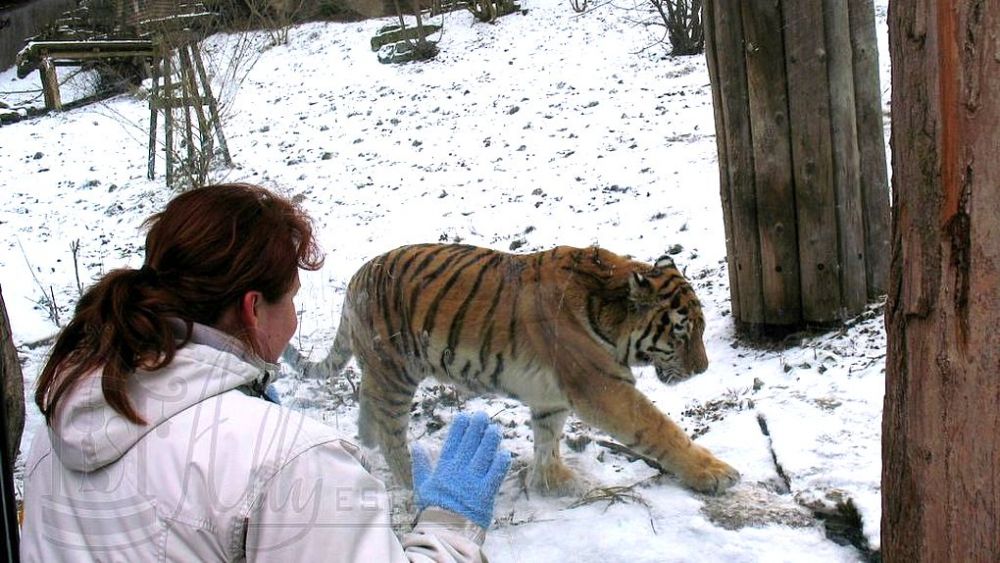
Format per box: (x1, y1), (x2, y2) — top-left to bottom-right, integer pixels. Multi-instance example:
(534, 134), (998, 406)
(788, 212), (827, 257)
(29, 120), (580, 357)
(291, 243), (740, 495)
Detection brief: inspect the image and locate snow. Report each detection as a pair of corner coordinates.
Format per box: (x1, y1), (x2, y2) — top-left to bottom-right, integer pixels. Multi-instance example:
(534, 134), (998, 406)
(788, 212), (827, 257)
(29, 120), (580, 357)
(0, 0), (891, 560)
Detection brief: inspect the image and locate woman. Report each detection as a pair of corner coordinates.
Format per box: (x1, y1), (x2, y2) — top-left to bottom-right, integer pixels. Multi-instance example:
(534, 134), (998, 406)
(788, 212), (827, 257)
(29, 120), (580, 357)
(20, 183), (511, 562)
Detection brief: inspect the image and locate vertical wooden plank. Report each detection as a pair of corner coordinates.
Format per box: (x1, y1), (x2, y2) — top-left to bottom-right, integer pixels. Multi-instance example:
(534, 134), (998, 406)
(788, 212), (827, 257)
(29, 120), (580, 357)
(39, 57), (61, 111)
(178, 51), (197, 172)
(147, 54), (160, 180)
(163, 52), (174, 188)
(848, 0), (890, 297)
(703, 0), (741, 322)
(824, 0), (868, 316)
(783, 0), (842, 322)
(741, 0), (801, 325)
(706, 0), (764, 325)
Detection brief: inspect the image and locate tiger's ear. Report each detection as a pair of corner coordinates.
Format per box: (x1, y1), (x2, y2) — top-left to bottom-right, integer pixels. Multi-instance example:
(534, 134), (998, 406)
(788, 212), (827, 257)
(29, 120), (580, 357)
(629, 272), (656, 303)
(655, 255), (675, 270)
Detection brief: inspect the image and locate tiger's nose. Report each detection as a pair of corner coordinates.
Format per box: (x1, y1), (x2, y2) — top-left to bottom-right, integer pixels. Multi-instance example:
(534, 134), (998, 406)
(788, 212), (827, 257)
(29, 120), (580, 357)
(685, 343), (709, 374)
(691, 357), (708, 374)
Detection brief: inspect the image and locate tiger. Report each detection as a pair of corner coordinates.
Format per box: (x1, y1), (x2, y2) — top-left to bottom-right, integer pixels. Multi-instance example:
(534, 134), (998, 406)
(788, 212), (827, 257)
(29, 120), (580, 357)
(291, 243), (740, 495)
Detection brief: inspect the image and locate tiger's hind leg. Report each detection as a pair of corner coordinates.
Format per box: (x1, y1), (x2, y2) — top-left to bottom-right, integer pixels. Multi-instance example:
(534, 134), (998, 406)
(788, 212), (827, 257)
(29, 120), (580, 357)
(527, 407), (588, 494)
(357, 362), (420, 488)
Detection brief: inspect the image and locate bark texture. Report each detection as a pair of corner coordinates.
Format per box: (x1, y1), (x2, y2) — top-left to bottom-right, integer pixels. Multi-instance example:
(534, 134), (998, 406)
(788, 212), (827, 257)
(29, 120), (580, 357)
(882, 1), (1000, 560)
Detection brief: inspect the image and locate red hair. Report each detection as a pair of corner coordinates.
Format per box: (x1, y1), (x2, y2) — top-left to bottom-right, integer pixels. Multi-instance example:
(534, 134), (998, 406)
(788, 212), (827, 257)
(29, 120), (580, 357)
(35, 183), (323, 425)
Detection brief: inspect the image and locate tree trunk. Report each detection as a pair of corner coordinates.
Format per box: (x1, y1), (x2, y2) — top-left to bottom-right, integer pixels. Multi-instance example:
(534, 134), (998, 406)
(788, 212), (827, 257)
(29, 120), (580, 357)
(882, 1), (1000, 561)
(704, 0), (890, 330)
(0, 286), (25, 466)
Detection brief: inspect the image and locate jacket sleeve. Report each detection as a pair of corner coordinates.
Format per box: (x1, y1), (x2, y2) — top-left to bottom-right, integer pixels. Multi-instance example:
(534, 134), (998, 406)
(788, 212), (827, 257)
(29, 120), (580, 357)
(245, 440), (486, 563)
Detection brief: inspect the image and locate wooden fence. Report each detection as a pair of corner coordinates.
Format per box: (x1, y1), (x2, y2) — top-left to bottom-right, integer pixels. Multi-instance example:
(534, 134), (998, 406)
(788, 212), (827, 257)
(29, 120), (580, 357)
(704, 0), (890, 329)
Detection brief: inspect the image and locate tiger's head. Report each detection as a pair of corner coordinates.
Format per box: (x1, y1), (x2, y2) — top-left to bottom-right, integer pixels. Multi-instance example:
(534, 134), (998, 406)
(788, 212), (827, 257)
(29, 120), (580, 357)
(626, 255), (708, 384)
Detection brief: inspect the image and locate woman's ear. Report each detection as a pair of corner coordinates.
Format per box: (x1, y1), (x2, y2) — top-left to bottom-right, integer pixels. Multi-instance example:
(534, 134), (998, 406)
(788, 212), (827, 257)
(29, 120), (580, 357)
(239, 291), (262, 328)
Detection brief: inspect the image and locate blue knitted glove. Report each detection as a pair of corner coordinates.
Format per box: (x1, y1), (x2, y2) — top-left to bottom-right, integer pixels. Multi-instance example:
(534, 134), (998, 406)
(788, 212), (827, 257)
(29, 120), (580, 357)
(411, 411), (512, 529)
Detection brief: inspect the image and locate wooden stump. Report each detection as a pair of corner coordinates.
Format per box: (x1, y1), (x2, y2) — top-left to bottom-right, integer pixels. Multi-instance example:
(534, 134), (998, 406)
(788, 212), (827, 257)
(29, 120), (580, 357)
(704, 0), (890, 329)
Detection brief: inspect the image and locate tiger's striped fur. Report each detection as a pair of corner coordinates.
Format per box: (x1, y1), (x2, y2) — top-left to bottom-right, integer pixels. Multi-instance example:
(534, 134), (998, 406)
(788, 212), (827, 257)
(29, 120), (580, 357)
(306, 243), (739, 494)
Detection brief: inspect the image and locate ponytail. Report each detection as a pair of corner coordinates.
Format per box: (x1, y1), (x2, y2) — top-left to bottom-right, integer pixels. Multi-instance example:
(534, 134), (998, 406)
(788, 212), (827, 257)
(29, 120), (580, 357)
(36, 268), (183, 425)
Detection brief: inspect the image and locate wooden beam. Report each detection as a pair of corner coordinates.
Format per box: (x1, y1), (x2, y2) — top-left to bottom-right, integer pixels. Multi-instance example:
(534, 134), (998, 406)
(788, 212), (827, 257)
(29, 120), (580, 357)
(45, 50), (156, 63)
(152, 96), (213, 109)
(191, 45), (231, 166)
(23, 39), (156, 58)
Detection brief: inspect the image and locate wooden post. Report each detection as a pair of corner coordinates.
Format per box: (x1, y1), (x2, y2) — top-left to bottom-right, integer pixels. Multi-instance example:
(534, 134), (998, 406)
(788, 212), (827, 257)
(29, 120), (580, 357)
(705, 0), (890, 329)
(147, 53), (161, 180)
(163, 52), (175, 187)
(0, 286), (21, 560)
(39, 57), (62, 110)
(180, 54), (196, 172)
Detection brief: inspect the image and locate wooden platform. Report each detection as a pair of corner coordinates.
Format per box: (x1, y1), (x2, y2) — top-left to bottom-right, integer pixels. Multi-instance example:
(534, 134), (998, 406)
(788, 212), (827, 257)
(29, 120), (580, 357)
(15, 39), (157, 110)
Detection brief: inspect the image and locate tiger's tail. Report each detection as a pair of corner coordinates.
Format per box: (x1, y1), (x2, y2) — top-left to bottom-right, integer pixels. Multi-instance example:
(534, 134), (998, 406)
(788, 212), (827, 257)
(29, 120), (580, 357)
(281, 308), (354, 379)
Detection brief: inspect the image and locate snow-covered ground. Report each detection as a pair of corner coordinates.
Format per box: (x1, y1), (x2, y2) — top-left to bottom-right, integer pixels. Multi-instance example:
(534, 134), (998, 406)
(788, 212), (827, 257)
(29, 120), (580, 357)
(1, 0), (890, 560)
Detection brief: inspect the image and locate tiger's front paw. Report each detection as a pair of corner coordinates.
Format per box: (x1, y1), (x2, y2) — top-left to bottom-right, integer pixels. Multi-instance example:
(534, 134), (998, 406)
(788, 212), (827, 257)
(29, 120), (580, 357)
(529, 459), (589, 496)
(677, 451), (740, 494)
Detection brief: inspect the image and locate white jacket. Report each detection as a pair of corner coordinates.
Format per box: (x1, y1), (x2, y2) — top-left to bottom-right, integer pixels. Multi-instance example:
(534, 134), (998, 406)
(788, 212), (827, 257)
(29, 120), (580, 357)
(20, 323), (486, 562)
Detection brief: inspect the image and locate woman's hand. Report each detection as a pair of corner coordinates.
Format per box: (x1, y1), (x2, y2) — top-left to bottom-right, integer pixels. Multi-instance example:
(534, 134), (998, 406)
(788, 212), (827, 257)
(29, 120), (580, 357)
(411, 411), (512, 529)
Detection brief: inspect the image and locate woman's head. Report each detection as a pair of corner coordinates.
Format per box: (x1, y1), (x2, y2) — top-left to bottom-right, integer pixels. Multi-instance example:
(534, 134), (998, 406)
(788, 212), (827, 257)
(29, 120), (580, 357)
(142, 183), (320, 325)
(36, 183), (323, 424)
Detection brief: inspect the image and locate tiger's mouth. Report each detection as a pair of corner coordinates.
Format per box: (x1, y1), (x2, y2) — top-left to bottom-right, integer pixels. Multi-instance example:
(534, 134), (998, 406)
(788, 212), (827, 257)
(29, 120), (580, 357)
(653, 364), (694, 385)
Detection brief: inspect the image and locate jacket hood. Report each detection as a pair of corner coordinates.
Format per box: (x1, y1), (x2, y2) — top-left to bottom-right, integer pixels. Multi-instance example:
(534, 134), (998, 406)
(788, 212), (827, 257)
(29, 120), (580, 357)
(49, 321), (279, 472)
